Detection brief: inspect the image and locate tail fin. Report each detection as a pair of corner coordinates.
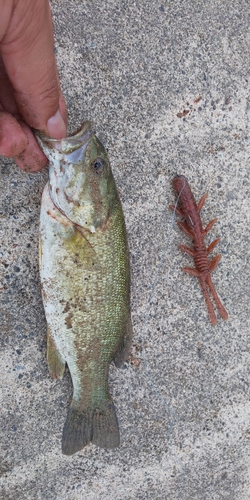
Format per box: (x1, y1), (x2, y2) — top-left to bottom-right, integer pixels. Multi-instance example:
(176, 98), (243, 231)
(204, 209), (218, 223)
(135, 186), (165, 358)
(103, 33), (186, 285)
(62, 399), (120, 456)
(62, 407), (93, 456)
(92, 400), (120, 449)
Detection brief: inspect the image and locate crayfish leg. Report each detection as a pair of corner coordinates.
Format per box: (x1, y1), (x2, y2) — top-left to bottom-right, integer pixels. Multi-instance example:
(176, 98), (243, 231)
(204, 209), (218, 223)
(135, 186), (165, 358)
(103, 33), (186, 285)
(182, 266), (200, 277)
(177, 221), (194, 238)
(179, 244), (196, 257)
(169, 204), (184, 217)
(197, 193), (208, 212)
(202, 218), (218, 236)
(207, 238), (220, 254)
(209, 254), (221, 272)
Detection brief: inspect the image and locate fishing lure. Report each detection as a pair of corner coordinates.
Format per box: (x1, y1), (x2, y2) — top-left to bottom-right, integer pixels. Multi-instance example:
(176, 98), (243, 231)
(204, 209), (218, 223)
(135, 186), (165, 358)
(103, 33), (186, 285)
(170, 175), (228, 325)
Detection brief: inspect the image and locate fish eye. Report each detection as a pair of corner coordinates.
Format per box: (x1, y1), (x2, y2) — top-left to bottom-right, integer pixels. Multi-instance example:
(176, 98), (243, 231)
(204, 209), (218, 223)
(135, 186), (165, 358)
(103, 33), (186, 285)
(92, 157), (105, 174)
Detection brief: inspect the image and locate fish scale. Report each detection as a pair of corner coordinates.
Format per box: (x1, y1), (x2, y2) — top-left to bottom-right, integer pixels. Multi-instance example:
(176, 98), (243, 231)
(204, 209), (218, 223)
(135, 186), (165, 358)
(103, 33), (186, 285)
(37, 122), (132, 455)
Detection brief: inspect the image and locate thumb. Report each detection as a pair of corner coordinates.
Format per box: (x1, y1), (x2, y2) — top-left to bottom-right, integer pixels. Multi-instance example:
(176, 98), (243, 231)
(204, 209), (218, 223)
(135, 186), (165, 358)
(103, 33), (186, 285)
(0, 0), (67, 139)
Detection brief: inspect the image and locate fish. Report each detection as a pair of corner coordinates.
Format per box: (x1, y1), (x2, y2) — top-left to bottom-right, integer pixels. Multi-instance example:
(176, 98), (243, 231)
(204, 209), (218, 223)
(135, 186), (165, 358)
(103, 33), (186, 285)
(36, 122), (132, 456)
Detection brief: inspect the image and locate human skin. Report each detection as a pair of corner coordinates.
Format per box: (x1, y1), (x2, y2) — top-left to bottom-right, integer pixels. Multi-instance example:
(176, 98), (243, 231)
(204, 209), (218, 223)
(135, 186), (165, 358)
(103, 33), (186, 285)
(0, 0), (68, 172)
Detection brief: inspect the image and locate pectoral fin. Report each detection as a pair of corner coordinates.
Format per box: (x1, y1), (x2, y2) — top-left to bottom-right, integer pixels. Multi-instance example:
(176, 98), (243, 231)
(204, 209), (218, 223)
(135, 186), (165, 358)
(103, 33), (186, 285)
(62, 225), (100, 269)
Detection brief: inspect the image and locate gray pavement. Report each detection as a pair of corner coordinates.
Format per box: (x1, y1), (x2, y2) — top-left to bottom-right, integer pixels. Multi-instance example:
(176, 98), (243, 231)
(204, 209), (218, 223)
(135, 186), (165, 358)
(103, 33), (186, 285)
(1, 1), (250, 498)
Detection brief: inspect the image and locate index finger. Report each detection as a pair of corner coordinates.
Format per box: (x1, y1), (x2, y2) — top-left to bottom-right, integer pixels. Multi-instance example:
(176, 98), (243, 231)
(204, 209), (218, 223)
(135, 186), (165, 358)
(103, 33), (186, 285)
(0, 0), (67, 138)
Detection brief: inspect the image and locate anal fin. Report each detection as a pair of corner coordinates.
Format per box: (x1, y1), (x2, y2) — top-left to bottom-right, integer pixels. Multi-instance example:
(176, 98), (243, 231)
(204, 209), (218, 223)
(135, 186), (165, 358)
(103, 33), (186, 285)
(47, 326), (65, 379)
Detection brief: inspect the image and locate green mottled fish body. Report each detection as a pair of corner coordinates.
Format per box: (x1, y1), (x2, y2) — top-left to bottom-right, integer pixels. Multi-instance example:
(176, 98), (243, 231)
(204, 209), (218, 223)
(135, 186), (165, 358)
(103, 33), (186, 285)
(38, 122), (132, 455)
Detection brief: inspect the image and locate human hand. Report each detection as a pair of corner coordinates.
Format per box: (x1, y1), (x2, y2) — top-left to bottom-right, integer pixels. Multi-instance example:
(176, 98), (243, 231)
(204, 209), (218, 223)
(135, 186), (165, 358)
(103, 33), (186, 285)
(0, 0), (67, 172)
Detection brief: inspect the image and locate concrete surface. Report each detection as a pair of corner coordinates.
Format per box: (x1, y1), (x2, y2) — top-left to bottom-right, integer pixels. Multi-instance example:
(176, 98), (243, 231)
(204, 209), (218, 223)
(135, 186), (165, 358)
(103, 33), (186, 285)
(1, 0), (250, 498)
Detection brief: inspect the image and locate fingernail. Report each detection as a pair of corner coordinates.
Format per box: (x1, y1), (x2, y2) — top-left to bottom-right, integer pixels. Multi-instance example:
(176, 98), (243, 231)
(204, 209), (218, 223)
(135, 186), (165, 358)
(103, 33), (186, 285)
(47, 109), (67, 139)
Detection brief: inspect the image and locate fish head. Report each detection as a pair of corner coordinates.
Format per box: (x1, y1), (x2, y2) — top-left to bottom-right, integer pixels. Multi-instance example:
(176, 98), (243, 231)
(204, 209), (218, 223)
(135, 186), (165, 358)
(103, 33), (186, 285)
(36, 122), (117, 232)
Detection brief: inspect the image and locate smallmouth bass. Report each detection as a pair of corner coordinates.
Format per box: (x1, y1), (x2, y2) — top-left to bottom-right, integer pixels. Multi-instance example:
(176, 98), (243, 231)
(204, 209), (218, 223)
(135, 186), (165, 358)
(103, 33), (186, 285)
(37, 122), (132, 455)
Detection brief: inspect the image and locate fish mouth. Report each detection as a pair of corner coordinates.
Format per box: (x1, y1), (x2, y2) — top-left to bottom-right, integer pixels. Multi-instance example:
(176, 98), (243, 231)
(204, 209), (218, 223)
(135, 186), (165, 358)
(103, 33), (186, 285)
(35, 121), (94, 161)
